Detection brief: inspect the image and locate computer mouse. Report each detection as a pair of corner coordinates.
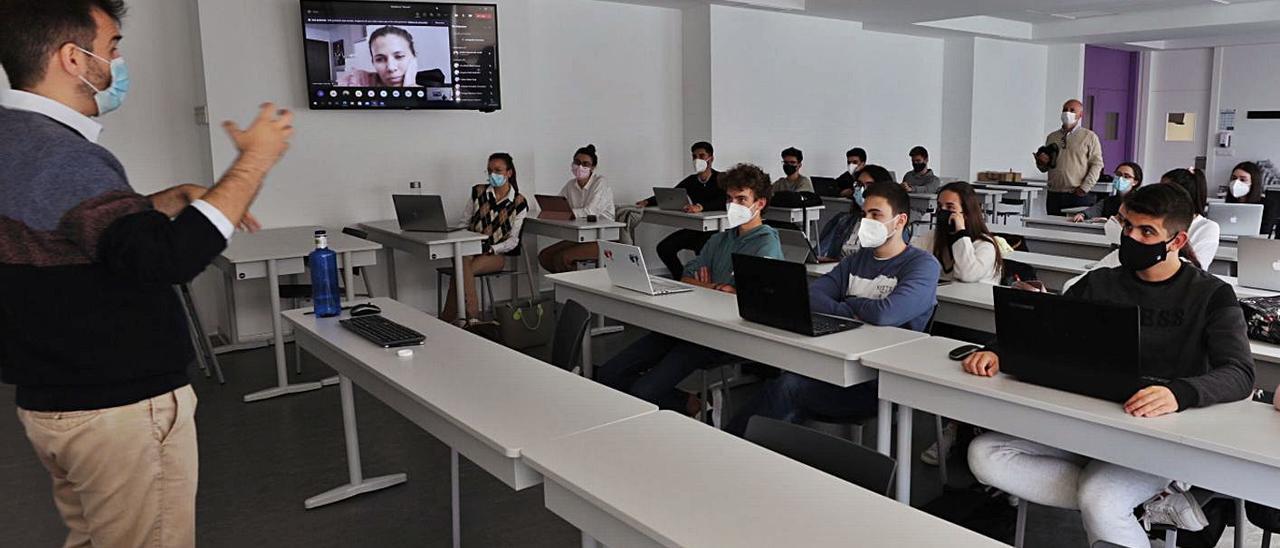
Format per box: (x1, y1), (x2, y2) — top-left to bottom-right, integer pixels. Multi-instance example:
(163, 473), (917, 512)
(948, 344), (983, 361)
(349, 303), (381, 317)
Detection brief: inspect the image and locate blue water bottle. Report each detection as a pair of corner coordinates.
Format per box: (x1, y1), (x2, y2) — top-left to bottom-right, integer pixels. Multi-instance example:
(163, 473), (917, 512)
(309, 230), (341, 317)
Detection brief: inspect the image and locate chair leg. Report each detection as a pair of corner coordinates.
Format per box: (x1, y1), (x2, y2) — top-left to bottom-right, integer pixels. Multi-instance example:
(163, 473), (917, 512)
(293, 298), (303, 375)
(719, 366), (731, 429)
(935, 415), (949, 488)
(849, 424), (863, 445)
(1262, 529), (1271, 548)
(1014, 499), (1028, 548)
(437, 271), (445, 316)
(483, 278), (495, 321)
(699, 370), (710, 425)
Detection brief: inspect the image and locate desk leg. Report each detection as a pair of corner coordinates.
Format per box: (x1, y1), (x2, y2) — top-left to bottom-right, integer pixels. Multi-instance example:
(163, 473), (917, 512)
(581, 532), (600, 548)
(243, 260), (325, 403)
(589, 244), (623, 337)
(316, 255), (359, 387)
(581, 323), (594, 378)
(384, 248), (398, 300)
(1235, 498), (1245, 548)
(454, 243), (468, 322)
(304, 376), (407, 509)
(895, 403), (914, 504)
(452, 449), (462, 548)
(877, 399), (892, 456)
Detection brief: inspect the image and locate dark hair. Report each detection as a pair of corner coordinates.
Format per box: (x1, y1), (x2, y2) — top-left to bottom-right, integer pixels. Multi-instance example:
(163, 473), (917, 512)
(781, 147), (803, 163)
(1122, 182), (1200, 268)
(1116, 162), (1144, 185)
(1160, 168), (1208, 215)
(574, 144), (598, 167)
(691, 141), (714, 156)
(368, 25), (416, 57)
(933, 182), (1003, 275)
(1227, 161), (1265, 204)
(909, 146), (929, 160)
(721, 163), (772, 204)
(488, 152), (518, 194)
(0, 0), (127, 90)
(858, 164), (894, 185)
(846, 147), (867, 162)
(863, 181), (911, 218)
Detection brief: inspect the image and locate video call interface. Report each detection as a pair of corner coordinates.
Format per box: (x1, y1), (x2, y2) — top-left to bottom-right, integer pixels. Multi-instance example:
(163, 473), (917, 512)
(302, 1), (500, 110)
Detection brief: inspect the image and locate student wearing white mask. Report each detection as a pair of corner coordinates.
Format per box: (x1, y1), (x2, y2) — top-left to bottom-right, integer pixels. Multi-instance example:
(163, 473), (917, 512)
(1038, 99), (1104, 215)
(834, 147), (867, 198)
(598, 164), (781, 412)
(1225, 161), (1279, 236)
(638, 141), (728, 278)
(1073, 162), (1144, 222)
(538, 144), (615, 273)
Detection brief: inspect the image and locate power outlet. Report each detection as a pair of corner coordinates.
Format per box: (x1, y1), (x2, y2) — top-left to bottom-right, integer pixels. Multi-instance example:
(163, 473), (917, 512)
(193, 105), (209, 126)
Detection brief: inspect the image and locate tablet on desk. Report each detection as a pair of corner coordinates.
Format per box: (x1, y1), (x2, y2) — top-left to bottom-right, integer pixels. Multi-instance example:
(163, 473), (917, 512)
(535, 195), (575, 221)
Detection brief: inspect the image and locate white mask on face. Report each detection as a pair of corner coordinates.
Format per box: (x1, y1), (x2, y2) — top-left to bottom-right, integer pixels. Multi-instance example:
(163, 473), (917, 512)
(856, 216), (893, 248)
(724, 202), (757, 229)
(1104, 216), (1123, 246)
(1061, 111), (1078, 128)
(847, 163), (860, 176)
(1231, 179), (1251, 198)
(693, 158), (709, 173)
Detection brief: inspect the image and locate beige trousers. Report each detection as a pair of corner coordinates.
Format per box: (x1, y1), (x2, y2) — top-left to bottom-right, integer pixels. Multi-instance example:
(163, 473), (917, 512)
(18, 385), (199, 548)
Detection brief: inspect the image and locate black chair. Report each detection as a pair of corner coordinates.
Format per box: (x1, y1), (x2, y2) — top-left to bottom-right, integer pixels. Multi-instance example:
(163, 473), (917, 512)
(549, 299), (592, 373)
(745, 416), (896, 496)
(1247, 502), (1280, 548)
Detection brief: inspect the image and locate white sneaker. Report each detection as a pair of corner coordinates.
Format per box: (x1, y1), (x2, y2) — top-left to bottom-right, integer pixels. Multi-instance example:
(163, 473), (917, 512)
(921, 422), (959, 466)
(1141, 489), (1209, 532)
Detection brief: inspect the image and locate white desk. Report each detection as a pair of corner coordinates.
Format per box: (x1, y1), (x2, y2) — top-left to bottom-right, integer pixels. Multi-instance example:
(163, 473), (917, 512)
(763, 205), (824, 241)
(282, 298), (656, 547)
(863, 336), (1280, 515)
(351, 220), (488, 321)
(998, 224), (1239, 275)
(806, 262), (837, 278)
(1026, 180), (1114, 195)
(1023, 215), (1242, 246)
(974, 184), (1044, 218)
(1005, 250), (1270, 297)
(522, 217), (624, 244)
(522, 411), (1004, 548)
(548, 269), (927, 387)
(213, 226), (380, 402)
(638, 207), (730, 232)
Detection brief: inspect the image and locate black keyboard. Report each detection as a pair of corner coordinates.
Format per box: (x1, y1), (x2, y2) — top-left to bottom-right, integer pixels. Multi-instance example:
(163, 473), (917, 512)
(339, 315), (425, 348)
(811, 314), (862, 337)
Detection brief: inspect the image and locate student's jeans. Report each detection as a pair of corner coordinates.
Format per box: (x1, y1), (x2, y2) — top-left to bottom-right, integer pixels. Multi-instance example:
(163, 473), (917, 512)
(969, 432), (1171, 547)
(656, 230), (715, 280)
(1046, 191), (1097, 216)
(596, 333), (730, 411)
(726, 373), (879, 436)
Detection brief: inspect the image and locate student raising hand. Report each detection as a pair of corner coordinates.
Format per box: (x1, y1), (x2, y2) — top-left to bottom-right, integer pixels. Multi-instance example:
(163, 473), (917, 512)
(962, 351), (999, 377)
(1123, 386), (1179, 418)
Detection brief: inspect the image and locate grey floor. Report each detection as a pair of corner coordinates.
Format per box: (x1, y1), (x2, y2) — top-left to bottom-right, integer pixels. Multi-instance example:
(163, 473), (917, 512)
(0, 324), (1262, 547)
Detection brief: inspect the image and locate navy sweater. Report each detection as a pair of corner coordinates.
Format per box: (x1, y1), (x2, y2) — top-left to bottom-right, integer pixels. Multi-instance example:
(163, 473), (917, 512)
(0, 106), (226, 411)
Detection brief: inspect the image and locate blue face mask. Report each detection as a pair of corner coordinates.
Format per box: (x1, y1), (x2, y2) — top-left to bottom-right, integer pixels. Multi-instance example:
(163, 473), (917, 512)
(1112, 176), (1132, 195)
(488, 173), (506, 188)
(853, 186), (866, 207)
(77, 47), (129, 116)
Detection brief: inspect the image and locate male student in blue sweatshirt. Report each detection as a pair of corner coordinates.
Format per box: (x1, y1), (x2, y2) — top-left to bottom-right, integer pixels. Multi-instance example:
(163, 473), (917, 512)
(728, 181), (940, 435)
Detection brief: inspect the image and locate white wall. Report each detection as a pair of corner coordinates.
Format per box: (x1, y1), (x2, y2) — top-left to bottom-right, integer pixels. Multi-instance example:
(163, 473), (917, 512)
(969, 37), (1049, 178)
(706, 5), (944, 181)
(1044, 43), (1085, 135)
(1141, 48), (1212, 178)
(1214, 42), (1280, 186)
(940, 37), (975, 180)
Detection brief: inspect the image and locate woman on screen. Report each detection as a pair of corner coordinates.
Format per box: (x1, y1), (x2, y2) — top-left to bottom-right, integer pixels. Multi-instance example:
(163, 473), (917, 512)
(340, 25), (421, 87)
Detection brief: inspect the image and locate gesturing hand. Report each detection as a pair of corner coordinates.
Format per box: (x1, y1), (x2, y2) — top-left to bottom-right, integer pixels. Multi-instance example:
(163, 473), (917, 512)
(223, 103), (295, 167)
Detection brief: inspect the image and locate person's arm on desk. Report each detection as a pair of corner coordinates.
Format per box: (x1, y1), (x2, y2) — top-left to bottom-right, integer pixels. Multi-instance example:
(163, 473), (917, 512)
(836, 254), (940, 326)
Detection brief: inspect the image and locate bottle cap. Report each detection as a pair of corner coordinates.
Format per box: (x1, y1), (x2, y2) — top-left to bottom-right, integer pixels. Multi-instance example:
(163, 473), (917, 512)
(396, 348), (413, 359)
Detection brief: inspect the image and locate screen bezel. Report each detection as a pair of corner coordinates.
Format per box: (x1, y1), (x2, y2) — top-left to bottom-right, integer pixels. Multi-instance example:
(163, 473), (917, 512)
(298, 0), (501, 112)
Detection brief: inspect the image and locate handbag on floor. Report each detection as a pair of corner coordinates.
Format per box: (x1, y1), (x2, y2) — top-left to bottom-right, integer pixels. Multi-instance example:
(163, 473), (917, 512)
(1240, 296), (1280, 344)
(496, 254), (555, 349)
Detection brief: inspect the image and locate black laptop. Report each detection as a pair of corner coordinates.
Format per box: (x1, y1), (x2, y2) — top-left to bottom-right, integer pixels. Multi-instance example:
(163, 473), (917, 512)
(993, 286), (1167, 403)
(811, 176), (841, 198)
(732, 254), (862, 337)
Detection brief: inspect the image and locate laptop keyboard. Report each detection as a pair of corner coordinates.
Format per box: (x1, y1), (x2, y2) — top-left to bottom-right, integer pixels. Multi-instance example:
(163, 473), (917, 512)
(649, 276), (687, 293)
(812, 314), (860, 336)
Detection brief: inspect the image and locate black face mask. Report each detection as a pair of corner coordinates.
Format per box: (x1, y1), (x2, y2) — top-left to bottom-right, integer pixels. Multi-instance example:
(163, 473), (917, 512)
(912, 162), (928, 173)
(935, 210), (955, 234)
(782, 164), (798, 176)
(1118, 234), (1173, 272)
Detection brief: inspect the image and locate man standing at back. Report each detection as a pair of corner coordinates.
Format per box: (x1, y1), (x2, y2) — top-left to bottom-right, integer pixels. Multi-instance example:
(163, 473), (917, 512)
(0, 1), (293, 545)
(1039, 99), (1104, 215)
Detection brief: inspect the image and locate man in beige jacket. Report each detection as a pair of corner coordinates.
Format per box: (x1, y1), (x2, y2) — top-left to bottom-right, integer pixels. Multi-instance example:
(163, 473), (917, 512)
(1038, 99), (1104, 215)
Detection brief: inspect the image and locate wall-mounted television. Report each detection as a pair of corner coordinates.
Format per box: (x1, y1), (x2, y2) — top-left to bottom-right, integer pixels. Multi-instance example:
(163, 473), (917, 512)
(300, 0), (500, 111)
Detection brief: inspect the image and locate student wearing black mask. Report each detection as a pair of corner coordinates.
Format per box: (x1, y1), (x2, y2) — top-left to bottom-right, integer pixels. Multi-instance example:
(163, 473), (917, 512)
(771, 147), (813, 193)
(919, 182), (1003, 284)
(638, 141), (727, 278)
(964, 183), (1254, 547)
(901, 146), (940, 194)
(834, 147), (866, 197)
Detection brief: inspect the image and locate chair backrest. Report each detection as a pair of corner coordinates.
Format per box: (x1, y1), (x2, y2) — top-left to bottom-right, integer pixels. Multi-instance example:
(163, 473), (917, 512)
(549, 299), (592, 371)
(1091, 541), (1126, 548)
(744, 416), (896, 496)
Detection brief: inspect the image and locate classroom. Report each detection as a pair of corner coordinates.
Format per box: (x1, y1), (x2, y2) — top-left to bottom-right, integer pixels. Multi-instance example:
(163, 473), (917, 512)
(3, 0), (1280, 546)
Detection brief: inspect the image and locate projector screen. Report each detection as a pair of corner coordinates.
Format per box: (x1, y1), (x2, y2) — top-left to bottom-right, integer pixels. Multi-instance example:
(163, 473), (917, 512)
(300, 0), (500, 111)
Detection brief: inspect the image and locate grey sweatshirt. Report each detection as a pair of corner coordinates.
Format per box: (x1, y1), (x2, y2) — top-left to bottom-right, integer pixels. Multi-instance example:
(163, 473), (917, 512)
(1065, 263), (1255, 409)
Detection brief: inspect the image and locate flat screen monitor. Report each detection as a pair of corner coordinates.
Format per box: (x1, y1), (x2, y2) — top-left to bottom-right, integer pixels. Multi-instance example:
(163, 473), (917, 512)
(300, 0), (500, 111)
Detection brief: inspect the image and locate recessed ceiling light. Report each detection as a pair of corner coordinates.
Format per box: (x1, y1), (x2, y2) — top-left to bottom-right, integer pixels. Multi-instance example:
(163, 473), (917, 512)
(1210, 0), (1231, 4)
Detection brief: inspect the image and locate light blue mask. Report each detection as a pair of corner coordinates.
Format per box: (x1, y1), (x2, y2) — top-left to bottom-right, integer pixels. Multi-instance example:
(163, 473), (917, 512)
(77, 47), (129, 116)
(488, 173), (506, 188)
(853, 186), (866, 207)
(1112, 176), (1132, 195)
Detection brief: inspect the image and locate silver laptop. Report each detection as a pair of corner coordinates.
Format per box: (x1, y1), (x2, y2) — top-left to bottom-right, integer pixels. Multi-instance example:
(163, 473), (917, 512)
(600, 241), (693, 296)
(1237, 236), (1280, 291)
(778, 228), (818, 264)
(1206, 203), (1264, 237)
(392, 195), (464, 233)
(652, 187), (692, 211)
